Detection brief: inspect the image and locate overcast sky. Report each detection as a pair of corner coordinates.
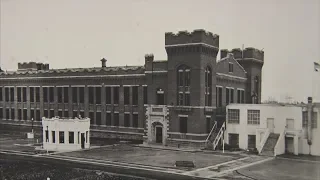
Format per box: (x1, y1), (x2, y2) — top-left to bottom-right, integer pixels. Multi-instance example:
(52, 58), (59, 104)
(1, 0), (319, 103)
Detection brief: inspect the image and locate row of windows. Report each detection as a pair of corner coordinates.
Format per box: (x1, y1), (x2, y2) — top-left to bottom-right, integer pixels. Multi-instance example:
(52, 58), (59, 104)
(45, 130), (89, 144)
(216, 87), (245, 107)
(228, 133), (256, 149)
(0, 86), (148, 105)
(227, 109), (260, 125)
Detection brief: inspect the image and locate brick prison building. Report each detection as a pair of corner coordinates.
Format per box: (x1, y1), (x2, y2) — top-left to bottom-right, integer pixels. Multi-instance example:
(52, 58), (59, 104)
(0, 29), (264, 148)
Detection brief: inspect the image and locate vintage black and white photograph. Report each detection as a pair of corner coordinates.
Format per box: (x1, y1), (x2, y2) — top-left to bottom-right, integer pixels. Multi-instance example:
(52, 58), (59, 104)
(0, 0), (319, 179)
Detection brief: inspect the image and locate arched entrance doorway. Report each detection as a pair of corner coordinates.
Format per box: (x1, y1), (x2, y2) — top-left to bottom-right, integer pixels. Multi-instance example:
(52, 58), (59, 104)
(152, 122), (163, 144)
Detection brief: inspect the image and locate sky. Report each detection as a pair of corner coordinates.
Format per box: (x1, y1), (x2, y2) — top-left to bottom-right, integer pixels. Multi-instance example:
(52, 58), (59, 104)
(0, 0), (319, 103)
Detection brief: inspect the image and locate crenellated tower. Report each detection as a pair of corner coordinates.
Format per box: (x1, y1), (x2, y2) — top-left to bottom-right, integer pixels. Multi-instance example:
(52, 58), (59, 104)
(165, 29), (220, 107)
(221, 47), (264, 104)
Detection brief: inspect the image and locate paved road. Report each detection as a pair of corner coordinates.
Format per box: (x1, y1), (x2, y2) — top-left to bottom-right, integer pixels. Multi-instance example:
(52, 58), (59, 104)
(0, 151), (216, 180)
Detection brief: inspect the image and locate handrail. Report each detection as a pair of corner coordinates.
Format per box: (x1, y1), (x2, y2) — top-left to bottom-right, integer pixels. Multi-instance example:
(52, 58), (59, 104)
(206, 121), (217, 142)
(258, 128), (270, 154)
(213, 122), (225, 150)
(274, 129), (286, 156)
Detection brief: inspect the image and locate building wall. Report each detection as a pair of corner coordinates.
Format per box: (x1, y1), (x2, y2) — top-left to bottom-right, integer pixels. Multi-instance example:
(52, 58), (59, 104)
(225, 104), (303, 150)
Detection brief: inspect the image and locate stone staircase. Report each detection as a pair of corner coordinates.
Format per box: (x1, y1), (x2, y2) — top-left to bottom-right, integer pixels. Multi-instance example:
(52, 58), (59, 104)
(260, 133), (280, 157)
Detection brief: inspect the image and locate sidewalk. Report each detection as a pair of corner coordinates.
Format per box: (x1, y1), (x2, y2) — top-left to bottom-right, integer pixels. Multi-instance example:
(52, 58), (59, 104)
(134, 143), (202, 152)
(277, 154), (320, 163)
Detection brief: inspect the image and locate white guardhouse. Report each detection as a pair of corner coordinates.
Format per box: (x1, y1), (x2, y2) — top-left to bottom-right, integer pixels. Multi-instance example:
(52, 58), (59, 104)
(42, 116), (90, 151)
(225, 98), (319, 156)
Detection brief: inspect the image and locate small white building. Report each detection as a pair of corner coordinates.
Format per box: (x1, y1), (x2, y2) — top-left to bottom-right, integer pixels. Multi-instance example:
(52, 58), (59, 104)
(224, 99), (319, 156)
(42, 116), (90, 151)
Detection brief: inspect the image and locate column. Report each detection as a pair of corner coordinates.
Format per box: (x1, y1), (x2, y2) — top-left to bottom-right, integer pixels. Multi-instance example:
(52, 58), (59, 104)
(294, 135), (299, 155)
(138, 86), (144, 128)
(68, 85), (72, 118)
(119, 85), (124, 126)
(14, 86), (17, 120)
(101, 84), (106, 125)
(26, 86), (31, 120)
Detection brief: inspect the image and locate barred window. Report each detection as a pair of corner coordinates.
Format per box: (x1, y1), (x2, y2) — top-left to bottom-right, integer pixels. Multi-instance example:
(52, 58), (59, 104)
(247, 110), (260, 125)
(302, 111), (318, 128)
(228, 109), (240, 124)
(312, 112), (317, 128)
(302, 111), (308, 127)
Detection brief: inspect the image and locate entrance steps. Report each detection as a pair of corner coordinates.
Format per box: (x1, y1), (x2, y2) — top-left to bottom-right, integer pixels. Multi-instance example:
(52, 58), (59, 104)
(260, 133), (280, 157)
(183, 155), (273, 178)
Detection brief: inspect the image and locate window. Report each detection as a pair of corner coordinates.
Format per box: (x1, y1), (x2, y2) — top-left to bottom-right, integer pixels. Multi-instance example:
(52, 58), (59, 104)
(228, 109), (240, 124)
(106, 112), (111, 125)
(72, 87), (78, 103)
(30, 109), (34, 120)
(45, 129), (49, 142)
(18, 109), (22, 120)
(30, 87), (34, 102)
(44, 110), (49, 118)
(143, 86), (148, 104)
(6, 109), (9, 119)
(49, 87), (54, 103)
(124, 87), (130, 105)
(114, 113), (119, 126)
(302, 111), (308, 127)
(237, 89), (245, 103)
(124, 114), (130, 127)
(254, 76), (260, 104)
(73, 111), (78, 118)
(229, 133), (239, 148)
(96, 87), (101, 104)
(58, 110), (62, 117)
(0, 87), (2, 102)
(5, 88), (9, 102)
(132, 86), (138, 105)
(0, 108), (3, 119)
(216, 87), (223, 107)
(96, 112), (101, 125)
(36, 110), (40, 121)
(312, 112), (317, 128)
(64, 110), (69, 118)
(17, 87), (21, 102)
(105, 87), (111, 104)
(248, 135), (256, 149)
(133, 114), (138, 128)
(177, 65), (191, 106)
(79, 87), (84, 103)
(10, 87), (14, 102)
(43, 87), (48, 103)
(23, 109), (27, 120)
(248, 110), (260, 125)
(241, 90), (245, 103)
(69, 132), (74, 144)
(226, 88), (230, 104)
(206, 117), (211, 133)
(35, 87), (40, 102)
(156, 88), (165, 105)
(113, 87), (119, 105)
(89, 87), (94, 104)
(86, 131), (88, 143)
(23, 87), (27, 102)
(52, 131), (56, 143)
(64, 87), (69, 103)
(229, 63), (233, 73)
(11, 108), (15, 120)
(179, 116), (188, 133)
(59, 131), (64, 143)
(89, 112), (94, 124)
(50, 110), (54, 118)
(57, 87), (63, 103)
(205, 67), (212, 106)
(230, 89), (234, 103)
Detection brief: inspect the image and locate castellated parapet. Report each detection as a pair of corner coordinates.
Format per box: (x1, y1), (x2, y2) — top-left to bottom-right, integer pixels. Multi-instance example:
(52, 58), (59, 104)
(220, 47), (264, 61)
(165, 29), (219, 49)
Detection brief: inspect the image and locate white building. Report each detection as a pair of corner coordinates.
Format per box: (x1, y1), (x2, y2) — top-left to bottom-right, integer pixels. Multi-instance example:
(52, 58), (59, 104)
(224, 98), (319, 156)
(42, 116), (90, 151)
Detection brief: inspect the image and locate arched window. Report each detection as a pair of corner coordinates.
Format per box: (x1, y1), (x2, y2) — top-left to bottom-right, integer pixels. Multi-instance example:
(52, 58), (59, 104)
(254, 76), (259, 103)
(205, 66), (212, 106)
(177, 65), (191, 106)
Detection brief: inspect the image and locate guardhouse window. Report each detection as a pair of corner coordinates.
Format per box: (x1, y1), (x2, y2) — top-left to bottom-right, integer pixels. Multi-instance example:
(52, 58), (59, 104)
(205, 67), (212, 106)
(52, 131), (55, 143)
(59, 131), (64, 144)
(69, 131), (74, 144)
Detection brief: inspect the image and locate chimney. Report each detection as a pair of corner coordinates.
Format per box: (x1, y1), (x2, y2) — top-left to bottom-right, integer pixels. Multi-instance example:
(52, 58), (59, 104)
(144, 54), (154, 71)
(100, 58), (107, 68)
